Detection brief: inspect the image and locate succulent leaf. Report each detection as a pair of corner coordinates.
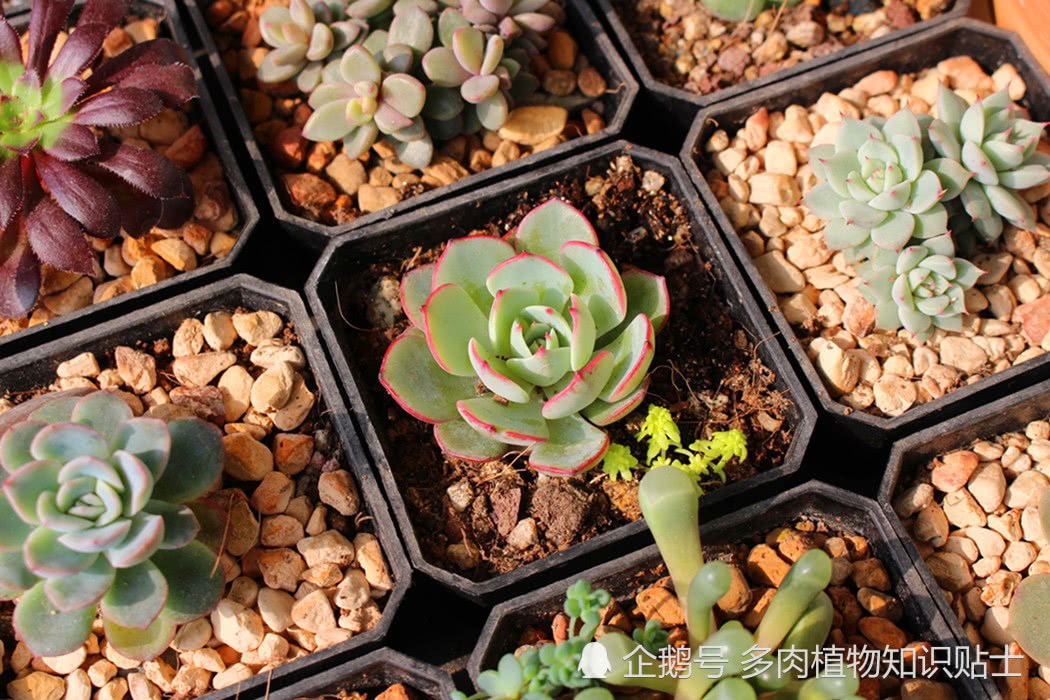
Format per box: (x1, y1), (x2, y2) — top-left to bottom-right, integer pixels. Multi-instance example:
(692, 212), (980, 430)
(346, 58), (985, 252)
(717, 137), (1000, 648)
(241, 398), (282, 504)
(14, 582), (96, 657)
(102, 612), (176, 661)
(380, 200), (667, 475)
(0, 391), (223, 659)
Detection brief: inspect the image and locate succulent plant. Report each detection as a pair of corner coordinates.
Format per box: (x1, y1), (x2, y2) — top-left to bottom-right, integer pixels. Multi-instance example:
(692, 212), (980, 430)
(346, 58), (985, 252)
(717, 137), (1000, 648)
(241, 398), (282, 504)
(0, 0), (198, 319)
(857, 235), (982, 341)
(461, 467), (863, 700)
(804, 111), (969, 266)
(422, 21), (520, 130)
(1008, 489), (1050, 666)
(258, 0), (369, 93)
(928, 85), (1050, 245)
(700, 0), (801, 22)
(379, 199), (669, 476)
(457, 0), (556, 53)
(304, 45), (433, 167)
(0, 390), (224, 660)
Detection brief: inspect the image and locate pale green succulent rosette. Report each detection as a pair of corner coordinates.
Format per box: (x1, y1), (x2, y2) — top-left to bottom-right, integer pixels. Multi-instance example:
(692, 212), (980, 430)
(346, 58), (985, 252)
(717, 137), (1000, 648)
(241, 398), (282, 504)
(804, 110), (969, 266)
(858, 234), (982, 341)
(258, 0), (369, 92)
(929, 85), (1050, 245)
(379, 199), (670, 476)
(304, 45), (433, 167)
(0, 391), (224, 660)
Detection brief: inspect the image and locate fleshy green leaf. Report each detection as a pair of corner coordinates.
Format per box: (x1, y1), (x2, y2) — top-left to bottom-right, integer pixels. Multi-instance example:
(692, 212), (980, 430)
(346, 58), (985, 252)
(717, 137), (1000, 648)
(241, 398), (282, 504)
(559, 242), (627, 337)
(541, 351), (615, 420)
(105, 513), (164, 569)
(14, 582), (95, 657)
(102, 560), (168, 630)
(150, 419), (221, 504)
(433, 236), (514, 312)
(150, 541), (224, 624)
(433, 420), (509, 461)
(0, 421), (45, 473)
(103, 612), (176, 661)
(4, 459), (62, 523)
(25, 527), (99, 576)
(515, 199), (599, 262)
(469, 338), (531, 404)
(422, 283), (491, 377)
(529, 414), (609, 476)
(457, 396), (548, 446)
(143, 501), (200, 550)
(599, 314), (655, 403)
(44, 556), (115, 611)
(111, 418), (170, 479)
(380, 327), (477, 422)
(581, 378), (649, 427)
(30, 423), (108, 463)
(487, 252), (573, 309)
(71, 391), (133, 442)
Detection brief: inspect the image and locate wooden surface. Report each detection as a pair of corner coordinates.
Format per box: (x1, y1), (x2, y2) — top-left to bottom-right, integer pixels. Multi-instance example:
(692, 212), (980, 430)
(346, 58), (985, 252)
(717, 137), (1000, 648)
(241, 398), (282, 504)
(991, 0), (1050, 72)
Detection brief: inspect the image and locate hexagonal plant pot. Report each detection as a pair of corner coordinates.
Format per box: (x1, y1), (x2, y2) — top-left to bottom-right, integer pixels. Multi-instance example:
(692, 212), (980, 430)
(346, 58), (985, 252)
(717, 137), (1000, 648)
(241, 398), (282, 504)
(878, 377), (1050, 700)
(468, 480), (987, 700)
(0, 0), (259, 356)
(0, 275), (410, 700)
(594, 0), (970, 130)
(267, 647), (456, 700)
(306, 139), (816, 604)
(176, 0), (638, 250)
(681, 18), (1050, 450)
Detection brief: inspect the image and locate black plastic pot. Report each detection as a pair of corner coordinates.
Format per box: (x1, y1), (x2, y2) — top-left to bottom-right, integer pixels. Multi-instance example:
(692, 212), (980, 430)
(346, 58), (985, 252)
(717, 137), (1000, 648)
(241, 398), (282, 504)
(305, 139), (817, 605)
(175, 0), (638, 251)
(593, 0), (971, 132)
(469, 479), (984, 700)
(680, 18), (1050, 450)
(268, 647), (457, 700)
(0, 0), (259, 357)
(877, 378), (1050, 700)
(0, 275), (411, 700)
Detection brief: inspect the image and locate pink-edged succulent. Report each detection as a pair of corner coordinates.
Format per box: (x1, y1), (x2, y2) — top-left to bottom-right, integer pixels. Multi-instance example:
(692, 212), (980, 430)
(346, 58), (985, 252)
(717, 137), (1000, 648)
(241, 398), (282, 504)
(457, 0), (555, 52)
(0, 391), (224, 661)
(379, 199), (669, 476)
(0, 0), (198, 320)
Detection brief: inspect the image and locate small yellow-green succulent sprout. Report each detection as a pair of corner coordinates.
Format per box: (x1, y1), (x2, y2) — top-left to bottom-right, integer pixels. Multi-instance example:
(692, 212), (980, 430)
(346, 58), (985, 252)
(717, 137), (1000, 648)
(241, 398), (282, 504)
(258, 0), (369, 92)
(379, 199), (670, 476)
(600, 442), (638, 482)
(636, 404), (681, 463)
(929, 86), (1050, 245)
(689, 429), (748, 477)
(0, 391), (224, 660)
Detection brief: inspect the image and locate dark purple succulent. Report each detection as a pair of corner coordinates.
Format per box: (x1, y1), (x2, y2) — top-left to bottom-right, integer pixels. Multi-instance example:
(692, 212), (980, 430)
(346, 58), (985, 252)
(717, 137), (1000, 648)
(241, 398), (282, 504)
(0, 0), (198, 319)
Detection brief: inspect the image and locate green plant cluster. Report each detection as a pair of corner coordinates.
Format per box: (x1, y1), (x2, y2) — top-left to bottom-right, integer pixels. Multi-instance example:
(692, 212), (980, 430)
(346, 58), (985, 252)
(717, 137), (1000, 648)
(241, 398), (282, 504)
(259, 0), (560, 167)
(0, 391), (224, 661)
(805, 86), (1050, 341)
(451, 580), (611, 700)
(461, 466), (864, 700)
(633, 405), (748, 491)
(378, 200), (670, 476)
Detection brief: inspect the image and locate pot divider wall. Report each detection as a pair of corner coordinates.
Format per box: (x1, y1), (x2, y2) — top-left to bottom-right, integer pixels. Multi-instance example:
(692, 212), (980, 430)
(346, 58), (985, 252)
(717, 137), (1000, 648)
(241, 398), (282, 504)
(680, 18), (1050, 450)
(306, 139), (817, 604)
(468, 480), (985, 700)
(591, 0), (970, 131)
(266, 647), (456, 700)
(877, 377), (1050, 700)
(0, 275), (411, 700)
(175, 0), (638, 251)
(0, 0), (259, 356)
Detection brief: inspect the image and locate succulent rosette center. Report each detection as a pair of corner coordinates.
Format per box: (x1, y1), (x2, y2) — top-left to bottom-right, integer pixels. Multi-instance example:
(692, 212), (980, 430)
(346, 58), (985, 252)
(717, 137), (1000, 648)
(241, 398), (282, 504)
(379, 200), (670, 476)
(0, 391), (224, 661)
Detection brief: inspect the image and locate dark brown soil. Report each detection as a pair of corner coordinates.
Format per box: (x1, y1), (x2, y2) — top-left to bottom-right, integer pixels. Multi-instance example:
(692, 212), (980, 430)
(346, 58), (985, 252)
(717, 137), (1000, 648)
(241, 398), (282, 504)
(335, 155), (797, 581)
(613, 0), (955, 97)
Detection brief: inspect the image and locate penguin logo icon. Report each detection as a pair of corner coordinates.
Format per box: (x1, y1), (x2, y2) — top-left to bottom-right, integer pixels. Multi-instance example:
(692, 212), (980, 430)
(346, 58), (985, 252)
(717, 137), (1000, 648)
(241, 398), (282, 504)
(578, 641), (612, 679)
